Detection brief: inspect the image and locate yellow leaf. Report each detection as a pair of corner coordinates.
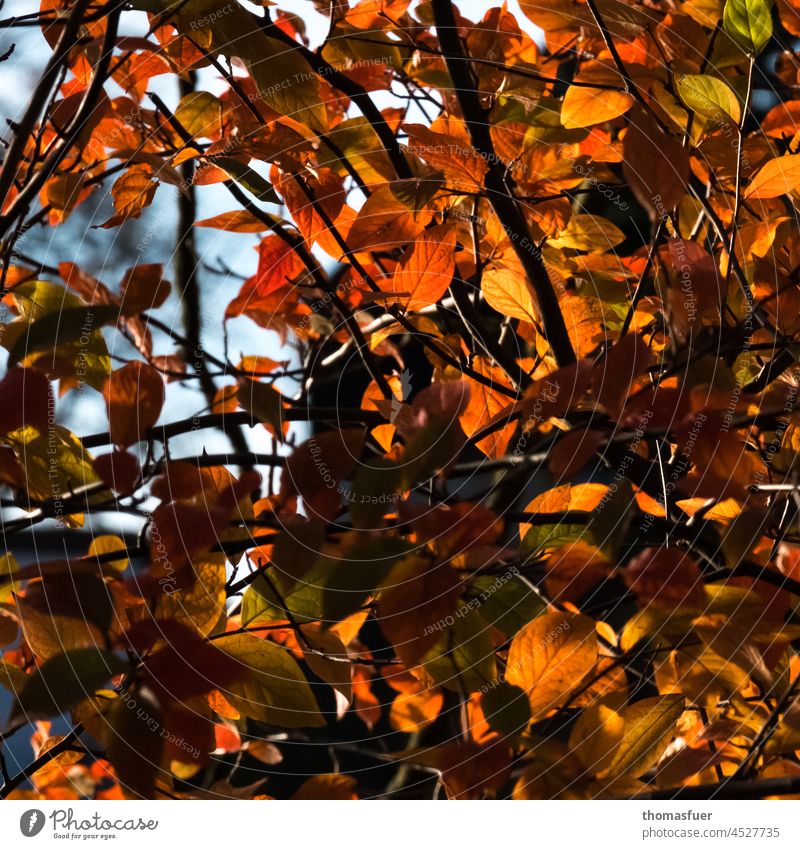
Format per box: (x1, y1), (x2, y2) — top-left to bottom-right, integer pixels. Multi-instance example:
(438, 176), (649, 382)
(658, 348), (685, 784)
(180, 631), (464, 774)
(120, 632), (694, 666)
(390, 687), (444, 733)
(568, 696), (626, 775)
(550, 215), (626, 251)
(683, 0), (725, 28)
(602, 695), (686, 778)
(482, 261), (538, 322)
(175, 91), (222, 140)
(89, 535), (128, 573)
(246, 39), (328, 133)
(4, 425), (100, 526)
(675, 73), (741, 125)
(214, 632), (324, 727)
(0, 553), (20, 604)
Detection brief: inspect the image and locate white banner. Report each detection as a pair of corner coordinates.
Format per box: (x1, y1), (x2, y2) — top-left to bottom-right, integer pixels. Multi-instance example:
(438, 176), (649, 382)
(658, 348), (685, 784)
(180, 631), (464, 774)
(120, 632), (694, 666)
(0, 800), (798, 848)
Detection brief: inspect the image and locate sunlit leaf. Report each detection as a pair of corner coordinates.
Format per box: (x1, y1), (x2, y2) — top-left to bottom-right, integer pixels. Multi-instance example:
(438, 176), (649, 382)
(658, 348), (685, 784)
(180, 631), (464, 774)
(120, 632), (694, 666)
(213, 632), (324, 727)
(506, 612), (598, 719)
(723, 0), (773, 56)
(602, 695), (686, 778)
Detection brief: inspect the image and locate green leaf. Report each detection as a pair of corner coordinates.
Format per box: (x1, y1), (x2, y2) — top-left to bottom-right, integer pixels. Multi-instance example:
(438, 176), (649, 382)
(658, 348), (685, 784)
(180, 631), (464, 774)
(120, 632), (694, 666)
(11, 648), (129, 721)
(213, 632), (324, 727)
(421, 609), (497, 693)
(723, 0), (773, 56)
(6, 303), (118, 368)
(1, 281), (111, 388)
(0, 657), (26, 694)
(245, 535), (415, 627)
(675, 73), (741, 125)
(468, 572), (546, 638)
(550, 215), (626, 251)
(320, 537), (413, 624)
(3, 425), (101, 523)
(245, 39), (328, 133)
(237, 378), (284, 440)
(521, 520), (586, 559)
(243, 570), (322, 626)
(480, 682), (531, 736)
(350, 417), (464, 527)
(587, 478), (635, 558)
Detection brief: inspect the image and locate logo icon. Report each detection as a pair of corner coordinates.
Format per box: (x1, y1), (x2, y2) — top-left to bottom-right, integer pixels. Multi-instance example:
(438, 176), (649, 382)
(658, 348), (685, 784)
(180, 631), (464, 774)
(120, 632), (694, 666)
(20, 810), (45, 837)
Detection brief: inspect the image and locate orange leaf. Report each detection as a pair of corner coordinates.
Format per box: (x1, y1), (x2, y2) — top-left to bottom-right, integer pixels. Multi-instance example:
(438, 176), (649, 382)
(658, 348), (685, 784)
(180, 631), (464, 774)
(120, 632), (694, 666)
(506, 612), (598, 720)
(377, 556), (461, 665)
(745, 153), (800, 199)
(385, 224), (456, 310)
(561, 87), (633, 129)
(101, 165), (157, 227)
(103, 362), (164, 448)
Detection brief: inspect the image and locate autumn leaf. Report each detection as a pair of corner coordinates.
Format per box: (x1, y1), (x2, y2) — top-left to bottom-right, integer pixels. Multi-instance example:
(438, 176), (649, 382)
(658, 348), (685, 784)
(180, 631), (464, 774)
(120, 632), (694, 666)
(506, 612), (598, 720)
(745, 153), (800, 199)
(175, 91), (222, 140)
(11, 648), (129, 721)
(377, 555), (461, 665)
(3, 0), (800, 802)
(212, 633), (324, 728)
(602, 695), (686, 779)
(101, 164), (158, 227)
(561, 86), (634, 130)
(385, 223), (456, 310)
(246, 39), (328, 132)
(104, 362), (165, 448)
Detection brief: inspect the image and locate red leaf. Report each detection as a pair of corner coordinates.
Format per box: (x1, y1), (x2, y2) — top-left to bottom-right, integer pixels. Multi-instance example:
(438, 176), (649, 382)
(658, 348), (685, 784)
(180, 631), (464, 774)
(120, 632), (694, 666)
(93, 449), (141, 495)
(0, 367), (51, 434)
(104, 362), (165, 448)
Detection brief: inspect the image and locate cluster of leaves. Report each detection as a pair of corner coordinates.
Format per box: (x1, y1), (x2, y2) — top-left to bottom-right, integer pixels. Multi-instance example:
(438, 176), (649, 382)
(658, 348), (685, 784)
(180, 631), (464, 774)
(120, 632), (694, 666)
(3, 0), (800, 800)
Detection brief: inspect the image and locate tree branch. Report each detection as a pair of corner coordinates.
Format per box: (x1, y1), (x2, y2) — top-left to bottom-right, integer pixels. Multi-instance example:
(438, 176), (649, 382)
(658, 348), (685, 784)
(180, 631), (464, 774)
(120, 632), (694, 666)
(431, 0), (576, 366)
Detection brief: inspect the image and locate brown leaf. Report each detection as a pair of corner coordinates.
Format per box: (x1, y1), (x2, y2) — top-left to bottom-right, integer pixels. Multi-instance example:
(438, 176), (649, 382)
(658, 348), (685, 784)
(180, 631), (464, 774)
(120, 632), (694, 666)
(104, 362), (165, 448)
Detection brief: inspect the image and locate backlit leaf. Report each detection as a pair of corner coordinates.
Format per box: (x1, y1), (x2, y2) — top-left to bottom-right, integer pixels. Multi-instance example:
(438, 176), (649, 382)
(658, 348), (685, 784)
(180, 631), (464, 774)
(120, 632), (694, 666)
(745, 153), (800, 199)
(602, 695), (686, 778)
(723, 0), (773, 56)
(104, 362), (165, 448)
(506, 612), (598, 719)
(675, 73), (741, 125)
(386, 224), (456, 310)
(12, 648), (129, 721)
(213, 632), (324, 727)
(561, 86), (634, 130)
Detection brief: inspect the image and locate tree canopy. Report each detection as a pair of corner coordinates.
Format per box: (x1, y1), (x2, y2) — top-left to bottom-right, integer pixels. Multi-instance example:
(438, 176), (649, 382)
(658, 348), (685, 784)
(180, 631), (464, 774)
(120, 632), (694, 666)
(2, 0), (800, 800)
